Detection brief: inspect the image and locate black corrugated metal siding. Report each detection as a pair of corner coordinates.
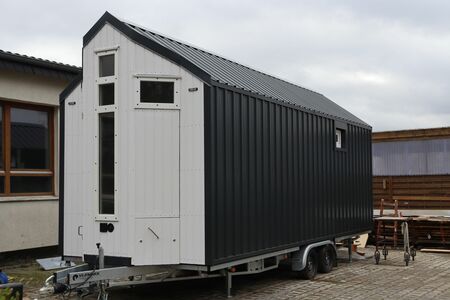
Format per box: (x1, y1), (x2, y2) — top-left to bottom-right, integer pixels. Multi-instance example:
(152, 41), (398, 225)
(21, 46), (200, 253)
(204, 83), (372, 266)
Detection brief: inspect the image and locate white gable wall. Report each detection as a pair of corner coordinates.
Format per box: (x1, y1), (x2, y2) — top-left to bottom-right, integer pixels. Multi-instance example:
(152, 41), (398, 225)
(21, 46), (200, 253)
(63, 83), (84, 257)
(64, 24), (205, 264)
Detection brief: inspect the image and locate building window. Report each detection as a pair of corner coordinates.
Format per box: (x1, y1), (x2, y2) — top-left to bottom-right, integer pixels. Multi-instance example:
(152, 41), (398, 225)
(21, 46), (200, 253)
(336, 128), (345, 149)
(99, 112), (115, 215)
(140, 81), (174, 104)
(99, 83), (115, 106)
(0, 105), (3, 171)
(11, 108), (50, 168)
(0, 102), (54, 196)
(99, 54), (115, 77)
(96, 50), (117, 217)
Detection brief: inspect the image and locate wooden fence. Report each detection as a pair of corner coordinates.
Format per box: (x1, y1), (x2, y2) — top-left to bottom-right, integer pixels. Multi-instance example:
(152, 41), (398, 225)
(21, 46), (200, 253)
(373, 175), (450, 210)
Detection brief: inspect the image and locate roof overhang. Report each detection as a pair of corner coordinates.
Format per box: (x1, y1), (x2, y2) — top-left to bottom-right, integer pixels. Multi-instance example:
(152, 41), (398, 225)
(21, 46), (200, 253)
(0, 50), (80, 81)
(373, 126), (450, 142)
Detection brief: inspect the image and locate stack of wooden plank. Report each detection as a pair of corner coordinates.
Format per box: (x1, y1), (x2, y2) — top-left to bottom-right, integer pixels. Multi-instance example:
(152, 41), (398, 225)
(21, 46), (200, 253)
(372, 175), (450, 247)
(409, 216), (450, 246)
(371, 215), (450, 248)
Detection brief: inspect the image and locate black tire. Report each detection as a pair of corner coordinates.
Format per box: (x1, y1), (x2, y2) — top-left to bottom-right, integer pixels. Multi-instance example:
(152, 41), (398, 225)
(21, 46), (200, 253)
(382, 246), (388, 260)
(375, 250), (380, 265)
(404, 253), (410, 266)
(410, 248), (416, 261)
(298, 250), (318, 280)
(318, 246), (334, 273)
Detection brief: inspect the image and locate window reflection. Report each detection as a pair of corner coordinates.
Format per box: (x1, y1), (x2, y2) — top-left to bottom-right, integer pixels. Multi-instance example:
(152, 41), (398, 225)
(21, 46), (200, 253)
(11, 108), (49, 169)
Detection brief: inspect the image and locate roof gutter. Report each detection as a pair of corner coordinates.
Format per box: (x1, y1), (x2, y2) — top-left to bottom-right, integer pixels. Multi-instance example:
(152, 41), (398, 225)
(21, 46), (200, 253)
(0, 51), (81, 75)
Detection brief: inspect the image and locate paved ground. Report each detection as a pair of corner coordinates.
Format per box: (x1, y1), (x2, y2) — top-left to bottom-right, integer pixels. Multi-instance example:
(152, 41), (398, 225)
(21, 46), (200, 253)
(6, 247), (450, 299)
(108, 248), (450, 300)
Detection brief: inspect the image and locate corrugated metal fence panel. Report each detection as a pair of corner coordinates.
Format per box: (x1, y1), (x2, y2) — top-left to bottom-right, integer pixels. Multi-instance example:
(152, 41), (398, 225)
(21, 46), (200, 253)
(204, 84), (373, 265)
(373, 139), (450, 176)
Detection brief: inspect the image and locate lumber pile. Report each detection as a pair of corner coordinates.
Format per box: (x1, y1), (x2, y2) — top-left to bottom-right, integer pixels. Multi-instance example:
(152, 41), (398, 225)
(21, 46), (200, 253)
(371, 215), (450, 248)
(409, 216), (450, 246)
(372, 175), (450, 247)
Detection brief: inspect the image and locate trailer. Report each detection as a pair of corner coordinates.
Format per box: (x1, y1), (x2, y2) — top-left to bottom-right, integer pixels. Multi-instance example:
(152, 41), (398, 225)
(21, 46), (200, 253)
(48, 11), (373, 298)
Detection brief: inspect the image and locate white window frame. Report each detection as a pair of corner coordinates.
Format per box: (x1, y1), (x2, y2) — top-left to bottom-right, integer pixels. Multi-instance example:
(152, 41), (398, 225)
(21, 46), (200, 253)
(94, 48), (119, 222)
(134, 74), (181, 110)
(96, 50), (118, 109)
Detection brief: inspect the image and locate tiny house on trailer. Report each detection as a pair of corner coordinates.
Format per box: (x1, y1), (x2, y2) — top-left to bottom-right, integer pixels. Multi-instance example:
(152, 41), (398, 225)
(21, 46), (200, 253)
(56, 12), (372, 297)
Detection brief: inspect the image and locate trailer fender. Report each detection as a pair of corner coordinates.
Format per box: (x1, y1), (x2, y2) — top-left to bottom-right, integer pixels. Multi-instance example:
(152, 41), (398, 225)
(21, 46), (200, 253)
(291, 240), (335, 271)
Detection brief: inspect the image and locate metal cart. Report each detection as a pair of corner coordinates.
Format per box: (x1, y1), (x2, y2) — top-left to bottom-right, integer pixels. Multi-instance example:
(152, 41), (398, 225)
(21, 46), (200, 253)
(374, 216), (416, 266)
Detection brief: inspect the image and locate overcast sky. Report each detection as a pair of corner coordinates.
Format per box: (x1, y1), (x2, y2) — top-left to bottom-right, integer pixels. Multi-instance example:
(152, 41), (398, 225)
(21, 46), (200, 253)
(1, 0), (449, 131)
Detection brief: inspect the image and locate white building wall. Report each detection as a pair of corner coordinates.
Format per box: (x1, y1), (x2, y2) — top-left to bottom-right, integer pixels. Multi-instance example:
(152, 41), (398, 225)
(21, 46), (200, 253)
(0, 69), (67, 106)
(0, 200), (59, 252)
(65, 24), (205, 264)
(0, 69), (67, 252)
(63, 83), (84, 257)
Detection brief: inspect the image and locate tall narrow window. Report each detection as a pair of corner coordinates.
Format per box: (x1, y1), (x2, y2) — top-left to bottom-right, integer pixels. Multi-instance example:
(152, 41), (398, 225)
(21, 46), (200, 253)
(99, 113), (114, 214)
(97, 50), (117, 216)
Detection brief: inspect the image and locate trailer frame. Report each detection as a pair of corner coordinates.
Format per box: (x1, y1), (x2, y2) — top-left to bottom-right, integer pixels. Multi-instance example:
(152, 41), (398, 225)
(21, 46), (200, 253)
(40, 237), (368, 299)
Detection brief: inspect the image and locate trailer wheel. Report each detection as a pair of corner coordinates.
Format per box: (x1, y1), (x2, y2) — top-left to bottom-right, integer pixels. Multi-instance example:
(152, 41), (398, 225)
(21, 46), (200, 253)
(404, 252), (410, 266)
(410, 247), (416, 261)
(298, 250), (318, 280)
(375, 250), (380, 265)
(318, 245), (334, 273)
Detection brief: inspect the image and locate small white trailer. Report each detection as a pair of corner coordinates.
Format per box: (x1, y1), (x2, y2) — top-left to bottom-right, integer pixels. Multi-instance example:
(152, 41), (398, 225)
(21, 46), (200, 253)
(45, 11), (373, 298)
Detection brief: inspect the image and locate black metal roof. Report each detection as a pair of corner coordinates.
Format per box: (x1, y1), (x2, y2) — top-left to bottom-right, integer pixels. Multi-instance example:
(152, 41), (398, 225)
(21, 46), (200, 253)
(0, 49), (81, 81)
(82, 12), (368, 127)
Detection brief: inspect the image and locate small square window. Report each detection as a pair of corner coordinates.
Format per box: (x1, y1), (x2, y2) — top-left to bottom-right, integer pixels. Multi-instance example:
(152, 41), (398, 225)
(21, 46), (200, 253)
(336, 129), (344, 149)
(99, 83), (115, 106)
(140, 81), (174, 104)
(99, 54), (115, 77)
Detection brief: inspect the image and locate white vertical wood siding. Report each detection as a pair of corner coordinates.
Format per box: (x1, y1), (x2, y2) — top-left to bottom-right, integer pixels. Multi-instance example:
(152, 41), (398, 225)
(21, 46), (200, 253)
(63, 83), (84, 257)
(64, 24), (205, 264)
(134, 109), (179, 218)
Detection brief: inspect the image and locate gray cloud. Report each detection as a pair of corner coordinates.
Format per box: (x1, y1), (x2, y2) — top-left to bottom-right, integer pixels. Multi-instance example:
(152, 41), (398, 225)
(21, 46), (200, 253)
(1, 0), (449, 131)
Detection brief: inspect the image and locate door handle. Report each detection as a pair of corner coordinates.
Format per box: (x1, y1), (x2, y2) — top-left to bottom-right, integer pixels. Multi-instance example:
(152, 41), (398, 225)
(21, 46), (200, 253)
(78, 226), (84, 239)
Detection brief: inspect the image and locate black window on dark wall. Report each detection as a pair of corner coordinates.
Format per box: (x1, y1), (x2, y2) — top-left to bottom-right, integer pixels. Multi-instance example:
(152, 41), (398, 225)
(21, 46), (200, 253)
(336, 128), (346, 149)
(0, 102), (53, 195)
